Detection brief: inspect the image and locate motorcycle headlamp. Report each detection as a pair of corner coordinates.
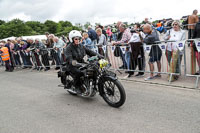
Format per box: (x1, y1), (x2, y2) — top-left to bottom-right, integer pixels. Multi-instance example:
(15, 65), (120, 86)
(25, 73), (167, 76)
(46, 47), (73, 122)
(99, 59), (108, 69)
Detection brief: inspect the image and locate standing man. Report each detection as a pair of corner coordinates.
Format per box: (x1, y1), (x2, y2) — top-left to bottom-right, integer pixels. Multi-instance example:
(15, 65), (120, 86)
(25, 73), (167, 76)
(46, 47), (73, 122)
(88, 26), (98, 45)
(128, 23), (145, 77)
(193, 17), (200, 75)
(0, 43), (12, 72)
(143, 24), (162, 81)
(188, 9), (199, 39)
(188, 10), (199, 74)
(53, 37), (65, 70)
(112, 23), (131, 70)
(142, 18), (151, 25)
(5, 39), (14, 70)
(35, 39), (50, 71)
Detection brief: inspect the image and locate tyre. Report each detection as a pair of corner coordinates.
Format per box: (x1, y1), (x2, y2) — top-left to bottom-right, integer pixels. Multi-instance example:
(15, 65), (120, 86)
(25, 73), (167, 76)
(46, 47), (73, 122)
(101, 78), (126, 108)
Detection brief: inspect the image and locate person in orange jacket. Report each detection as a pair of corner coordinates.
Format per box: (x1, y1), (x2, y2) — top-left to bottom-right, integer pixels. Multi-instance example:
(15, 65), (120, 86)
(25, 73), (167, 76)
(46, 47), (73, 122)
(0, 43), (12, 72)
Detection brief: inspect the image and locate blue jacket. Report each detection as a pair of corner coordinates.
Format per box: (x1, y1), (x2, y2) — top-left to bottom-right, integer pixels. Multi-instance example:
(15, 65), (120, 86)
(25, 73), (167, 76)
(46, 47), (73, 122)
(82, 38), (94, 49)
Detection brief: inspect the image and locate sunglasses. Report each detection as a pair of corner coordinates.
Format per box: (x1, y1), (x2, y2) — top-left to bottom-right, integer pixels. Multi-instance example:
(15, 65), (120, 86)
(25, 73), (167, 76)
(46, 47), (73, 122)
(173, 24), (178, 26)
(74, 38), (80, 41)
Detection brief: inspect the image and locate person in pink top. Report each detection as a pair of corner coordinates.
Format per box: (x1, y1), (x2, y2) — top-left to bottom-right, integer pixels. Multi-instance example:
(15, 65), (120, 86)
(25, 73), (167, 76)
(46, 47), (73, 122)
(106, 26), (112, 42)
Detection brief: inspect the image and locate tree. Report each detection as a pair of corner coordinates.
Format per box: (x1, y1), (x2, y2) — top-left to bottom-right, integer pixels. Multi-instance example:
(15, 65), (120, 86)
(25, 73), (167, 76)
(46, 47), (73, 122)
(44, 20), (58, 34)
(26, 21), (47, 34)
(0, 20), (5, 25)
(0, 19), (33, 39)
(57, 20), (73, 33)
(84, 22), (91, 30)
(0, 19), (83, 39)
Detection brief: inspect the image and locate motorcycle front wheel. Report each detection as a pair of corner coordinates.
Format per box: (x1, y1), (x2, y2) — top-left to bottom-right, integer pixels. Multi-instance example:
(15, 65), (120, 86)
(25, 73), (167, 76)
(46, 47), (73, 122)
(101, 78), (126, 108)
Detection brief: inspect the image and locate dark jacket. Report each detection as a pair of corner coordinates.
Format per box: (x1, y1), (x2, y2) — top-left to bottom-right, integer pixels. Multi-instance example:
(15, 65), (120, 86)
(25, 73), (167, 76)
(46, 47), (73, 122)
(117, 32), (123, 41)
(102, 29), (107, 40)
(144, 30), (162, 57)
(88, 29), (98, 41)
(32, 42), (48, 55)
(14, 43), (20, 52)
(65, 43), (97, 65)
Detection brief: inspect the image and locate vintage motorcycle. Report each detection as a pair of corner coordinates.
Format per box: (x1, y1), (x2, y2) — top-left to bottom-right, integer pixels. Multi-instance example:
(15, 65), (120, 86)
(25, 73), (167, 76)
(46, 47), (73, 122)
(58, 56), (126, 108)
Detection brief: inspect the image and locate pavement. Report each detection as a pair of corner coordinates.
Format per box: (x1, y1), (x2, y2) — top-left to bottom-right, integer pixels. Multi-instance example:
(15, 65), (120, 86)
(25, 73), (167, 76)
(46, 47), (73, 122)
(0, 68), (200, 133)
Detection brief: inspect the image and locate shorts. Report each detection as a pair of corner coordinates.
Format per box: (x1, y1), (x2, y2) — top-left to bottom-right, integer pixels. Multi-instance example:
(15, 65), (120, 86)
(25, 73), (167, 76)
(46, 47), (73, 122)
(149, 53), (162, 63)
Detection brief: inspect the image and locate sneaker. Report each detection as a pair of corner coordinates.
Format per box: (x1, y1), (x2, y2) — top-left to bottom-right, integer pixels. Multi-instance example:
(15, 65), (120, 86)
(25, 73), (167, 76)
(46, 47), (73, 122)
(44, 68), (49, 71)
(55, 67), (60, 70)
(127, 73), (134, 78)
(135, 73), (144, 77)
(154, 74), (161, 78)
(195, 72), (200, 75)
(119, 65), (124, 69)
(32, 67), (37, 70)
(144, 76), (154, 81)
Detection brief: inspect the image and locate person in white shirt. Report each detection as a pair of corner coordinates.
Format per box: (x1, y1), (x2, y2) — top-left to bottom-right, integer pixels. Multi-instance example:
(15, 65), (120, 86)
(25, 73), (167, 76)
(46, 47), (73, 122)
(127, 23), (145, 77)
(164, 20), (186, 81)
(53, 37), (65, 69)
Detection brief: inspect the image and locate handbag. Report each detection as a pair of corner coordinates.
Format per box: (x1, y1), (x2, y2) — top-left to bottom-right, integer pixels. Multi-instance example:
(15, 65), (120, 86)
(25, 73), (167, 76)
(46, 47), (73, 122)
(114, 46), (120, 57)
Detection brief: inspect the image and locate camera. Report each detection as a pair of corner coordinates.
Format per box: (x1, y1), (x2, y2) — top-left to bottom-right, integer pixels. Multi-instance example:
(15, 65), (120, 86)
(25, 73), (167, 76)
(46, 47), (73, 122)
(130, 29), (143, 33)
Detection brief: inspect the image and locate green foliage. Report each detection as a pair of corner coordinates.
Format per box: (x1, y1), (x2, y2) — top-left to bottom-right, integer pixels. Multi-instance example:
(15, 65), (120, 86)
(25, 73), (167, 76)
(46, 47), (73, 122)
(0, 20), (5, 25)
(44, 20), (58, 34)
(0, 19), (81, 39)
(84, 22), (91, 29)
(26, 21), (47, 34)
(0, 19), (33, 39)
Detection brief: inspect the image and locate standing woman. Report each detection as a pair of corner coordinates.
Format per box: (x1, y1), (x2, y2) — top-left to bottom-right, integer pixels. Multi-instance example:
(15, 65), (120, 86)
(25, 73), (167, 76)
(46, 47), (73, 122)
(106, 26), (112, 42)
(13, 40), (22, 67)
(164, 20), (186, 81)
(96, 28), (109, 60)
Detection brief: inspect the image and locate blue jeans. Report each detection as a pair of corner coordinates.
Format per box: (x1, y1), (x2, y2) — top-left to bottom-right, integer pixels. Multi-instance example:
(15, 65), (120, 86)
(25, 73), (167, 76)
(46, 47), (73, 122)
(112, 33), (117, 41)
(55, 50), (62, 67)
(125, 51), (131, 70)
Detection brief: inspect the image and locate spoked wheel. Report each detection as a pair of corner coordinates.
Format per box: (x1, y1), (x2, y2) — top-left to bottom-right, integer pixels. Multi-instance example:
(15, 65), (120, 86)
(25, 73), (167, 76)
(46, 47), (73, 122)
(101, 78), (126, 108)
(64, 75), (77, 95)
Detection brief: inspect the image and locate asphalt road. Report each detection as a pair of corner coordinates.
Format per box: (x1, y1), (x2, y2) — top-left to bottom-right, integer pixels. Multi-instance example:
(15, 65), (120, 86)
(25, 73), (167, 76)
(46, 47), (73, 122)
(0, 68), (200, 133)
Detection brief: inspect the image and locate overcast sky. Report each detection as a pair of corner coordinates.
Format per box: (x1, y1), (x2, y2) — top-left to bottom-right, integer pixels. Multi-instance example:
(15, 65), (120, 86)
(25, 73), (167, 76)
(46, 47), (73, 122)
(0, 0), (199, 25)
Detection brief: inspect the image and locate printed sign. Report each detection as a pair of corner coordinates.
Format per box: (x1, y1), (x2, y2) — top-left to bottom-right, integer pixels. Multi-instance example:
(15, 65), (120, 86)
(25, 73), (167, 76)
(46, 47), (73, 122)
(120, 46), (126, 54)
(93, 46), (98, 53)
(111, 46), (115, 53)
(145, 45), (152, 53)
(159, 43), (166, 53)
(102, 45), (107, 53)
(194, 40), (200, 52)
(176, 41), (185, 51)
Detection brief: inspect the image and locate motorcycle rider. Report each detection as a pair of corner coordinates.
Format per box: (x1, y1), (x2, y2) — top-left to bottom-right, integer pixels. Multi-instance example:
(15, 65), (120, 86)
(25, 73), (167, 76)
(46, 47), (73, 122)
(65, 30), (103, 93)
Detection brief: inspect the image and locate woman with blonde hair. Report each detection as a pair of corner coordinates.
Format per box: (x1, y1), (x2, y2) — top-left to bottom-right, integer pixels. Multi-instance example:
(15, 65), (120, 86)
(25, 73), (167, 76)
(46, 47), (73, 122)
(96, 28), (108, 56)
(164, 20), (186, 81)
(82, 32), (94, 50)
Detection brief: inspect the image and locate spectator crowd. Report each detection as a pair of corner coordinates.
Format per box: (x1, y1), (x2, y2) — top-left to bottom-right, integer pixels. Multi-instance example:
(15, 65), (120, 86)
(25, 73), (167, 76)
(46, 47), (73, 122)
(1, 9), (200, 82)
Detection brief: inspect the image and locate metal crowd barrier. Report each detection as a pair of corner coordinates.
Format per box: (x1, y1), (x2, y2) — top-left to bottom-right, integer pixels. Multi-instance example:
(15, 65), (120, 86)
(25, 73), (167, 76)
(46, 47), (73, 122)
(0, 47), (64, 71)
(1, 38), (200, 88)
(103, 39), (200, 88)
